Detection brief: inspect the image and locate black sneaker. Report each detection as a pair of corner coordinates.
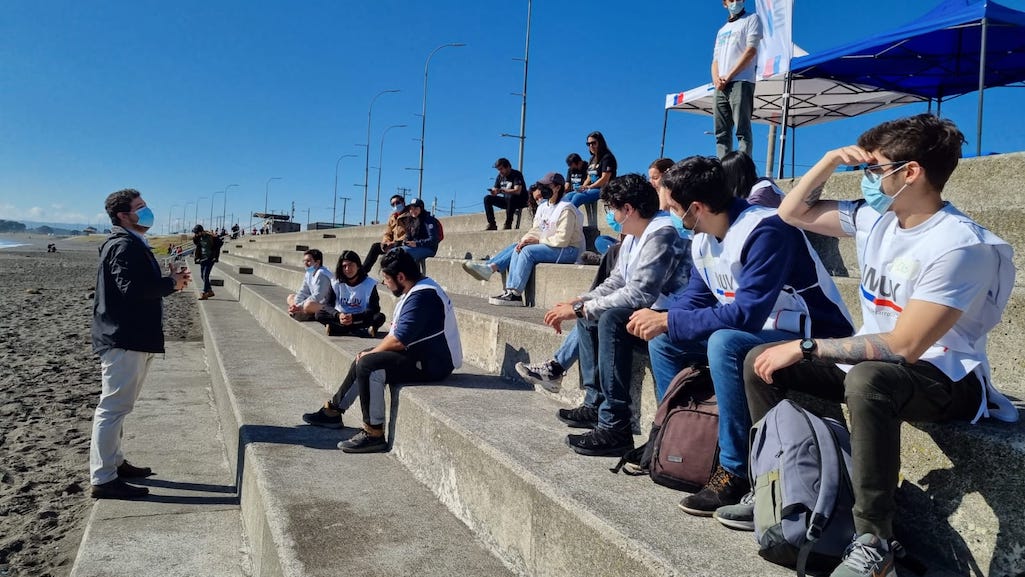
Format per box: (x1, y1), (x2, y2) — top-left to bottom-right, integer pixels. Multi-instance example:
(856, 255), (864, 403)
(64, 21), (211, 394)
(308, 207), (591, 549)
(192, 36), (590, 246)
(302, 404), (344, 429)
(556, 404), (598, 429)
(678, 465), (750, 517)
(116, 460), (153, 479)
(484, 223), (498, 231)
(515, 359), (565, 393)
(338, 429), (388, 453)
(91, 478), (149, 500)
(488, 290), (523, 307)
(567, 427), (634, 457)
(714, 491), (754, 531)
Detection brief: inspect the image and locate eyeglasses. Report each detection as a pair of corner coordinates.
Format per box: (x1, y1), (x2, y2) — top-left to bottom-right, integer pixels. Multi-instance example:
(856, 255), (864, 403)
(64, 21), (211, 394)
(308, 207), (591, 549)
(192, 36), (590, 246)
(390, 203), (402, 208)
(602, 202), (618, 212)
(862, 161), (909, 184)
(586, 141), (598, 146)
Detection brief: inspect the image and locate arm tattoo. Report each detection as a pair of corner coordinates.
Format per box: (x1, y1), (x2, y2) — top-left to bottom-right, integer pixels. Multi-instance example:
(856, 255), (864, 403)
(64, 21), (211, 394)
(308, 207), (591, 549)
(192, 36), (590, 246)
(803, 183), (825, 207)
(814, 334), (906, 365)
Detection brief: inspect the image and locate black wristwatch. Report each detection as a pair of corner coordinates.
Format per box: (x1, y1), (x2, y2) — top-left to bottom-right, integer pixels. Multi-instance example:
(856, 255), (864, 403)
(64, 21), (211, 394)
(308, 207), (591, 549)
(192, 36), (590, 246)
(573, 301), (585, 319)
(800, 338), (817, 361)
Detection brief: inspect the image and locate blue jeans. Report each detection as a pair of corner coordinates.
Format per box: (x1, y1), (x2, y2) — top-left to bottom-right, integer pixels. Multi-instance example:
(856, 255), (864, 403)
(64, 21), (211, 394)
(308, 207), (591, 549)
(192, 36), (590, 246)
(576, 307), (647, 432)
(649, 328), (798, 477)
(200, 260), (215, 293)
(553, 326), (579, 370)
(400, 246), (436, 263)
(714, 80), (755, 158)
(489, 243), (578, 292)
(564, 189), (601, 208)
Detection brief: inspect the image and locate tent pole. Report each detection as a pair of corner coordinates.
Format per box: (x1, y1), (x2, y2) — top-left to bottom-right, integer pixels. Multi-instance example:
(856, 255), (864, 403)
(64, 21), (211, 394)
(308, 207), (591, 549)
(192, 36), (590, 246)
(775, 72), (793, 179)
(976, 17), (988, 157)
(791, 127), (796, 178)
(659, 108), (669, 158)
(765, 124), (777, 178)
(937, 97), (943, 117)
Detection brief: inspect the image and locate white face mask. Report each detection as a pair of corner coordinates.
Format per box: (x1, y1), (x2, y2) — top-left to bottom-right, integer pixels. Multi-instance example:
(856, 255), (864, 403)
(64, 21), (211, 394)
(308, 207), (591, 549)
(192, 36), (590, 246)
(727, 0), (744, 16)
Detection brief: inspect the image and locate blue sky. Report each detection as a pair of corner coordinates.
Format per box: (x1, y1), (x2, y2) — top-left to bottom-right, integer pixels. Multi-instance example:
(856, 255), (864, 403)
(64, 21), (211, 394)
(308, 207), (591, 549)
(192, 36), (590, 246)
(2, 0), (1024, 233)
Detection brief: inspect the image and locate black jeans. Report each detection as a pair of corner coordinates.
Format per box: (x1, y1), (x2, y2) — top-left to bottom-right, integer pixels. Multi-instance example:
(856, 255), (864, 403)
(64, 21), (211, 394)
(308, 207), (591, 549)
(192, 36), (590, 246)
(743, 344), (982, 538)
(314, 309), (386, 336)
(483, 193), (526, 228)
(331, 350), (447, 427)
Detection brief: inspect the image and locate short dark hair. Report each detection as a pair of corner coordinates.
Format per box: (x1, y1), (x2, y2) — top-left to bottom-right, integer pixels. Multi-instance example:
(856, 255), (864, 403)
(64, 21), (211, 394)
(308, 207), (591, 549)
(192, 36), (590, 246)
(335, 250), (367, 283)
(721, 151), (758, 199)
(494, 157), (512, 169)
(104, 189), (140, 226)
(380, 248), (423, 283)
(303, 249), (324, 265)
(566, 152), (583, 165)
(857, 113), (965, 191)
(390, 194), (404, 205)
(600, 174), (659, 219)
(661, 156), (731, 213)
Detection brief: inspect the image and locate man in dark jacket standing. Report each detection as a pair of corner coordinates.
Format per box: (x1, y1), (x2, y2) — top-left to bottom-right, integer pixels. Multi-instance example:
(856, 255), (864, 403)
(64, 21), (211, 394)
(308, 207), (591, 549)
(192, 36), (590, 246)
(90, 189), (191, 499)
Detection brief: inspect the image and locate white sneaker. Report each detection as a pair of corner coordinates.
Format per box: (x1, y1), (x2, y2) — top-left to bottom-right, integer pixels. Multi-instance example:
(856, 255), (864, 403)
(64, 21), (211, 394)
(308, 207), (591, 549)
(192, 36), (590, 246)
(515, 360), (564, 393)
(462, 260), (494, 282)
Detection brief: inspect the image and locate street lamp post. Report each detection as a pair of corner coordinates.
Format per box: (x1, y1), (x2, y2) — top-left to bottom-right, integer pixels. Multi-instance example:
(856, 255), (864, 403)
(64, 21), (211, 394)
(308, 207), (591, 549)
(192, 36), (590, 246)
(195, 197), (207, 228)
(364, 89), (400, 227)
(211, 191), (224, 229)
(333, 154), (357, 227)
(184, 202), (195, 232)
(223, 184), (238, 230)
(417, 42), (466, 199)
(169, 204), (179, 235)
(375, 124), (407, 224)
(265, 177), (282, 215)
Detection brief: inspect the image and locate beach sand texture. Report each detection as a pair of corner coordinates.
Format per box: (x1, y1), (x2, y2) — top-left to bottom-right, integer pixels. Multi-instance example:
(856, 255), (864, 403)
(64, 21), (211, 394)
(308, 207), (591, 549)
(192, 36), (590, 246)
(0, 238), (200, 577)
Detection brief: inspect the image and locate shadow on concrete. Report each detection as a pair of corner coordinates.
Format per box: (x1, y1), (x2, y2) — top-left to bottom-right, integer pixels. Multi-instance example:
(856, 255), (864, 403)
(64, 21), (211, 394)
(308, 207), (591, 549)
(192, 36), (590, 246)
(134, 478), (236, 493)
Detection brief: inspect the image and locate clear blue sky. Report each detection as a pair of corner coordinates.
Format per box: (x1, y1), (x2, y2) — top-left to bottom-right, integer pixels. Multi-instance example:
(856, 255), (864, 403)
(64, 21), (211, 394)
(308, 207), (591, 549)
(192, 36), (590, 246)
(3, 0), (1024, 233)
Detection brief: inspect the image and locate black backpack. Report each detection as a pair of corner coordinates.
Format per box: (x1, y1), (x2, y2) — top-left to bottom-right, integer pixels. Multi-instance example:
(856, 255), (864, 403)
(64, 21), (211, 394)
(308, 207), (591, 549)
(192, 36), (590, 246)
(611, 364), (719, 492)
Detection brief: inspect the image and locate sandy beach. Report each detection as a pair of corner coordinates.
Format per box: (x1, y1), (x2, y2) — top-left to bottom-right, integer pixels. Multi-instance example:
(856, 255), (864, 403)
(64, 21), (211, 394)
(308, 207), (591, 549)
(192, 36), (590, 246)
(0, 235), (200, 577)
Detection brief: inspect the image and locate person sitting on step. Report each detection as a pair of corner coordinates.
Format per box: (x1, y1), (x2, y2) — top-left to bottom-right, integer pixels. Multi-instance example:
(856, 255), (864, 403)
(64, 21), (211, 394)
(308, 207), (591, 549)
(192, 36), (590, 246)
(395, 198), (442, 264)
(316, 250), (386, 337)
(302, 249), (462, 453)
(463, 172), (585, 306)
(483, 157), (527, 230)
(286, 249), (333, 321)
(362, 195), (410, 274)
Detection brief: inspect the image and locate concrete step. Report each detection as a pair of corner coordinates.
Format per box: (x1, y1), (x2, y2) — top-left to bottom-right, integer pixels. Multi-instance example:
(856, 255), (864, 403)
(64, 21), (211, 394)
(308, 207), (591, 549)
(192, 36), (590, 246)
(212, 253), (1025, 576)
(69, 341), (247, 577)
(197, 285), (518, 577)
(203, 263), (806, 577)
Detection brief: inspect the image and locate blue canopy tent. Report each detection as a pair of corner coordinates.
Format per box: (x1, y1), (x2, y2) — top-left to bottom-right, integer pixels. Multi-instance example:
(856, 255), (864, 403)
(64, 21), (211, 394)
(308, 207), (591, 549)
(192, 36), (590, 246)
(775, 0), (1025, 173)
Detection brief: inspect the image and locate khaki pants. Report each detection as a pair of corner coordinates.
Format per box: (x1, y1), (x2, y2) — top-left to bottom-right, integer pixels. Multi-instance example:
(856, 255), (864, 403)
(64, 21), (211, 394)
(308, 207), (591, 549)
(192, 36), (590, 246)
(90, 348), (154, 485)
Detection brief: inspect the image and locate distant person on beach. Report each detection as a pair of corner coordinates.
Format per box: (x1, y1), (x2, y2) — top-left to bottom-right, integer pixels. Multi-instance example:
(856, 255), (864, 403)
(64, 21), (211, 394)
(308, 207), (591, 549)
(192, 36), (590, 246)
(192, 224), (222, 300)
(302, 249), (461, 453)
(483, 157), (527, 230)
(316, 250), (386, 337)
(362, 194), (410, 274)
(712, 0), (762, 158)
(286, 249), (333, 320)
(90, 188), (191, 499)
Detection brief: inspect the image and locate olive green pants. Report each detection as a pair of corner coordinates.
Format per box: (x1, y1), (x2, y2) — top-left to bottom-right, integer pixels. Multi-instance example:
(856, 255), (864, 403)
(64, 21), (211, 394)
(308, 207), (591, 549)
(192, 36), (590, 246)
(743, 345), (982, 538)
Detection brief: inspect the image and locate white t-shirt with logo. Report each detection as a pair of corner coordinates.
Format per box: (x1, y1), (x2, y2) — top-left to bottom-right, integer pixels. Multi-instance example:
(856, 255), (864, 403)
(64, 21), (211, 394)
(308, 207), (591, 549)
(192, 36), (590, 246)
(713, 12), (762, 84)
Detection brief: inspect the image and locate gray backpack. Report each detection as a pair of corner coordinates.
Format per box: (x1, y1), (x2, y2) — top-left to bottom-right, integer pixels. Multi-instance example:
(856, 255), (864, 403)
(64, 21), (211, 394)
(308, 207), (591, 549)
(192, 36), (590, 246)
(750, 400), (855, 576)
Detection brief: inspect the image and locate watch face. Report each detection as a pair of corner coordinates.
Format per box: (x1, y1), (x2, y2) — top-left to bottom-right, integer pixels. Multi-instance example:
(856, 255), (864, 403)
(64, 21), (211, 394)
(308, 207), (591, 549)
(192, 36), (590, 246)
(801, 339), (815, 352)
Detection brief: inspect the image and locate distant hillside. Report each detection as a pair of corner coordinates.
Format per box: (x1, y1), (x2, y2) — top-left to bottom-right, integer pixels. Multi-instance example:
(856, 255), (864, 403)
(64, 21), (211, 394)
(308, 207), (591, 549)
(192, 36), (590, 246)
(0, 219), (107, 236)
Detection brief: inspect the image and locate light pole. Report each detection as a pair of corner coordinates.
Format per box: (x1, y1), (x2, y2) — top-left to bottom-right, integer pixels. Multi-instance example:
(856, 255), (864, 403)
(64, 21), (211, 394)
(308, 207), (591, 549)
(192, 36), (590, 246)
(184, 202), (195, 231)
(265, 177), (282, 214)
(195, 197), (207, 228)
(333, 154), (357, 227)
(169, 204), (179, 235)
(375, 123), (407, 224)
(339, 197), (352, 226)
(211, 191), (224, 229)
(417, 42), (466, 199)
(222, 184), (238, 230)
(363, 89), (400, 227)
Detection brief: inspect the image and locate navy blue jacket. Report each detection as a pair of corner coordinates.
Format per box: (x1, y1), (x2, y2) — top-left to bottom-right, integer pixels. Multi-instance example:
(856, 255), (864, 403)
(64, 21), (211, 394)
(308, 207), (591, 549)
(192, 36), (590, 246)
(92, 226), (177, 355)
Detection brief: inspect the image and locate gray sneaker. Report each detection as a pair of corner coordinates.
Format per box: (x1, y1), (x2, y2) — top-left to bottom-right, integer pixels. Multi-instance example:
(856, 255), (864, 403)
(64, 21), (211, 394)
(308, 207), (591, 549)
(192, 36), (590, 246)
(515, 359), (564, 392)
(830, 534), (896, 577)
(714, 491), (754, 531)
(462, 260), (494, 282)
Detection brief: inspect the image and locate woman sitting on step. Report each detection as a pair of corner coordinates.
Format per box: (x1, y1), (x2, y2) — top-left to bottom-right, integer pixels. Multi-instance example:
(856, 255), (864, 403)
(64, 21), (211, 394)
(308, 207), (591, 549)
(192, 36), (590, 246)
(316, 250), (386, 337)
(462, 172), (586, 307)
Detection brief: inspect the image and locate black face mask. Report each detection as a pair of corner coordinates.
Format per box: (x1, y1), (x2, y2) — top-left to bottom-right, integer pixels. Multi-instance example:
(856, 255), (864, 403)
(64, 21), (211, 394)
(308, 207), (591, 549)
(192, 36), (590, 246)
(540, 185), (555, 200)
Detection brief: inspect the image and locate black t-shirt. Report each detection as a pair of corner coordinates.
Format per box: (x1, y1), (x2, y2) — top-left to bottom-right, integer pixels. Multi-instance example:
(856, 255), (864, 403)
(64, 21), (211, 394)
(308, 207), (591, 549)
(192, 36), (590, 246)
(589, 153), (617, 187)
(566, 165), (588, 190)
(494, 169), (526, 193)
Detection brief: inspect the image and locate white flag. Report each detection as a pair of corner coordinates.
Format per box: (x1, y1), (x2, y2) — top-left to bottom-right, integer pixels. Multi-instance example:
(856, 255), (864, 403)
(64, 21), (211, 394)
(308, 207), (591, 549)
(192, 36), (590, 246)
(754, 0), (794, 79)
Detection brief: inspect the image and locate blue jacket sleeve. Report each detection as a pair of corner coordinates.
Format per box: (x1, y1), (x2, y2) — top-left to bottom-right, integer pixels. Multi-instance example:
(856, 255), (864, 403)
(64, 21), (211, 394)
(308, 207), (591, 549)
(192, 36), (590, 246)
(666, 220), (801, 342)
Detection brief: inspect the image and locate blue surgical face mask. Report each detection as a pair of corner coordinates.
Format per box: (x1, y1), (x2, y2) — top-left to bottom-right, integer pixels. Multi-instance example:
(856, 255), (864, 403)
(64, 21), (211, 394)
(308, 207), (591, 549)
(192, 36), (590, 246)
(669, 210), (692, 239)
(392, 202), (405, 214)
(727, 0), (744, 16)
(134, 206), (155, 229)
(306, 265), (317, 274)
(605, 209), (622, 233)
(860, 166), (908, 213)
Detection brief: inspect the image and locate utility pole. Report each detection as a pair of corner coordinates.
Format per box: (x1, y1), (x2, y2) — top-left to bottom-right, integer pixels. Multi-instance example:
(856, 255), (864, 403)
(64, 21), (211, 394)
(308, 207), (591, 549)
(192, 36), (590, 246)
(339, 197), (351, 226)
(450, 199), (454, 216)
(432, 196), (438, 214)
(397, 187), (411, 203)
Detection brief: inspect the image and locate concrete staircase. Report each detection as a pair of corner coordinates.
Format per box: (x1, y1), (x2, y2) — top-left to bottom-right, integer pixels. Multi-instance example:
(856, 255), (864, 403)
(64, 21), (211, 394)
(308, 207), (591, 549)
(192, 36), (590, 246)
(202, 152), (1025, 577)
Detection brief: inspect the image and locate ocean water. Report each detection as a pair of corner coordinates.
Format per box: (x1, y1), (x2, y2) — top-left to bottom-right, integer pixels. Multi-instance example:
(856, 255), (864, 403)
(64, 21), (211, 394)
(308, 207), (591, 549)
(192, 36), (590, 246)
(0, 238), (29, 250)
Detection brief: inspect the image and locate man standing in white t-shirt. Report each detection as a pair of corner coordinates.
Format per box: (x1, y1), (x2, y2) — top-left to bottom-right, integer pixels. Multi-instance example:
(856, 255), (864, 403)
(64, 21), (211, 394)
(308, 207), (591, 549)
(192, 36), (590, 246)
(712, 0), (762, 159)
(724, 114), (1016, 577)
